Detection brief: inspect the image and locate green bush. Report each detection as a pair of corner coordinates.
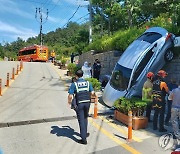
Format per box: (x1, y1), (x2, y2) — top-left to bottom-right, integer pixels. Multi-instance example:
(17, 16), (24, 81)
(113, 97), (147, 117)
(83, 14), (180, 55)
(67, 63), (77, 75)
(61, 59), (66, 65)
(85, 78), (101, 91)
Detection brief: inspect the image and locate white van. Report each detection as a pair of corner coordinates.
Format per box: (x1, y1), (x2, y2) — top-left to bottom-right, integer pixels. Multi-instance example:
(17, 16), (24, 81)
(102, 27), (177, 107)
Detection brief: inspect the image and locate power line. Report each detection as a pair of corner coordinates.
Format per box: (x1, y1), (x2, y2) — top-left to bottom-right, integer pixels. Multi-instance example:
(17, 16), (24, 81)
(75, 13), (89, 22)
(41, 0), (51, 8)
(62, 5), (81, 28)
(78, 18), (89, 24)
(48, 0), (61, 13)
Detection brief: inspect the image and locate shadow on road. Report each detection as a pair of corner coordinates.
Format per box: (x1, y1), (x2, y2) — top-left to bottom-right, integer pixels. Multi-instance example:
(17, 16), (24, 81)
(50, 125), (80, 143)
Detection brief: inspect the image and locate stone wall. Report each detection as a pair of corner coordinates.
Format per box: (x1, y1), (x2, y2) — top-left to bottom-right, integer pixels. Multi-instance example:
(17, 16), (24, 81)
(78, 51), (120, 76)
(163, 58), (180, 82)
(78, 50), (180, 82)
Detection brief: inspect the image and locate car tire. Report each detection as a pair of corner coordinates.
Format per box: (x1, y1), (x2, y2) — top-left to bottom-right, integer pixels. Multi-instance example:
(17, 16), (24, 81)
(164, 49), (174, 62)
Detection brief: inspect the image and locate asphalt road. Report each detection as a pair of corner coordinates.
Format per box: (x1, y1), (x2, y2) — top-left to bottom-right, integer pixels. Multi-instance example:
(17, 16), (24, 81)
(0, 61), (176, 154)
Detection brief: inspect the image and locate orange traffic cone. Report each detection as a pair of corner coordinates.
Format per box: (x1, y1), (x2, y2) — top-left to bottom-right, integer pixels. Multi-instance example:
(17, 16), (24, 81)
(93, 95), (98, 119)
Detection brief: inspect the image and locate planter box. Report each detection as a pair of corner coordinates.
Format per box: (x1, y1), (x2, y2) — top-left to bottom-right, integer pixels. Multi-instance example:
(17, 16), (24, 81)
(60, 65), (66, 70)
(67, 71), (73, 76)
(114, 110), (148, 130)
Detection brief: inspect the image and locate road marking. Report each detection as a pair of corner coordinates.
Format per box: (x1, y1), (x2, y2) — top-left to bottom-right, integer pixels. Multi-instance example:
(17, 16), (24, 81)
(89, 118), (141, 154)
(99, 116), (142, 142)
(51, 63), (141, 152)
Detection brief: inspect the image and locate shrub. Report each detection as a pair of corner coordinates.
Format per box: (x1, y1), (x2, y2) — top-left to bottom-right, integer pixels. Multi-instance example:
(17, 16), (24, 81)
(61, 59), (66, 66)
(67, 63), (77, 75)
(85, 78), (101, 91)
(83, 14), (180, 55)
(113, 97), (147, 117)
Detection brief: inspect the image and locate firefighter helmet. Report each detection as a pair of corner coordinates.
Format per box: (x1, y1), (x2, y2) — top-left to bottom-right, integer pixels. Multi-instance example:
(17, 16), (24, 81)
(147, 72), (154, 78)
(157, 70), (168, 78)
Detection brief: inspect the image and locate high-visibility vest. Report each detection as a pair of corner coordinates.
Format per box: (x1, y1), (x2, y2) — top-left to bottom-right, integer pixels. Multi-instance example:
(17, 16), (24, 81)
(152, 77), (168, 108)
(142, 79), (153, 102)
(74, 81), (91, 103)
(142, 87), (153, 102)
(51, 52), (55, 57)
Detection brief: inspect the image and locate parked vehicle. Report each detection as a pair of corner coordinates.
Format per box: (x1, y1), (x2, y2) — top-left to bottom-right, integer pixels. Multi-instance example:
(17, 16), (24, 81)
(18, 45), (48, 62)
(103, 27), (177, 107)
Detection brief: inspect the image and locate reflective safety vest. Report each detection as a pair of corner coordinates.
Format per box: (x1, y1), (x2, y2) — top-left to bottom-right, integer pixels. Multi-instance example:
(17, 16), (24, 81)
(74, 81), (91, 103)
(142, 87), (152, 102)
(152, 77), (168, 108)
(142, 79), (153, 102)
(51, 52), (55, 57)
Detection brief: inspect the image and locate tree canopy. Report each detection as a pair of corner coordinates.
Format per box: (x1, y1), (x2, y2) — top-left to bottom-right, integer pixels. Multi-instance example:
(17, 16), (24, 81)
(0, 0), (179, 59)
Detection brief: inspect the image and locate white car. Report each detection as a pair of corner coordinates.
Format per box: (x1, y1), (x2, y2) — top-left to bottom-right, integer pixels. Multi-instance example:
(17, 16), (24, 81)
(103, 27), (177, 107)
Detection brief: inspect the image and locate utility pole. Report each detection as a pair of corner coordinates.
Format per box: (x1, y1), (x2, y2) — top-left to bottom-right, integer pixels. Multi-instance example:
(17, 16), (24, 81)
(35, 8), (48, 46)
(84, 0), (92, 43)
(89, 0), (92, 43)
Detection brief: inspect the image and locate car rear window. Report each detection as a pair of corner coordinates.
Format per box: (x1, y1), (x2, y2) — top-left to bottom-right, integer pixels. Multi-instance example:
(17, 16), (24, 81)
(137, 32), (162, 44)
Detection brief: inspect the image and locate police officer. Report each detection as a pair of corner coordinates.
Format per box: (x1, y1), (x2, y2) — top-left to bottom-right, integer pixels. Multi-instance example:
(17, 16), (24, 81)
(169, 80), (180, 139)
(152, 70), (169, 132)
(68, 69), (94, 144)
(165, 78), (178, 125)
(142, 72), (154, 122)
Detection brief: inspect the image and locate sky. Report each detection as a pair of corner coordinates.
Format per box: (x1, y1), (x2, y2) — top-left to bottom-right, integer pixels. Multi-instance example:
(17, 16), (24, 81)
(0, 0), (89, 45)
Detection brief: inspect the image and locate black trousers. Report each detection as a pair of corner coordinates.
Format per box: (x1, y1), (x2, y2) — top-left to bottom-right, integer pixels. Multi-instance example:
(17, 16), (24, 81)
(153, 105), (165, 130)
(165, 100), (172, 123)
(146, 102), (152, 121)
(75, 103), (90, 141)
(93, 71), (100, 80)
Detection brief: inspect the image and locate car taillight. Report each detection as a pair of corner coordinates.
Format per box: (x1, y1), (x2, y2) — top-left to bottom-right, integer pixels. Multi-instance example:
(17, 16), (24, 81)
(165, 33), (172, 41)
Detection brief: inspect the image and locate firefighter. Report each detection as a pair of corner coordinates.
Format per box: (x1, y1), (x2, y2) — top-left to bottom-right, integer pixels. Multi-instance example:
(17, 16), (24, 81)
(142, 72), (154, 122)
(51, 50), (55, 63)
(152, 70), (169, 132)
(68, 69), (94, 144)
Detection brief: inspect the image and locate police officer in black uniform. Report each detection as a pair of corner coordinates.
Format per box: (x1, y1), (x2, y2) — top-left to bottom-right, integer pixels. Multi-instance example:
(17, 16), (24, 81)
(68, 69), (94, 144)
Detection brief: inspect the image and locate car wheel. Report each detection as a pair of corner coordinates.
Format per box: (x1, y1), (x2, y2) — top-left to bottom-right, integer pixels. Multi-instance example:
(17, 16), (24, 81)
(164, 49), (173, 62)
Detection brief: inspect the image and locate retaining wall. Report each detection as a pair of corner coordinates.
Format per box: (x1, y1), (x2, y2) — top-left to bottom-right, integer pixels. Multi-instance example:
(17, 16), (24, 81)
(78, 50), (180, 82)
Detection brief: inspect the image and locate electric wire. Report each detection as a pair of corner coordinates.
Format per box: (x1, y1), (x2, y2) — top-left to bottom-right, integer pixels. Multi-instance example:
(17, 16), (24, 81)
(48, 0), (61, 13)
(62, 5), (81, 28)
